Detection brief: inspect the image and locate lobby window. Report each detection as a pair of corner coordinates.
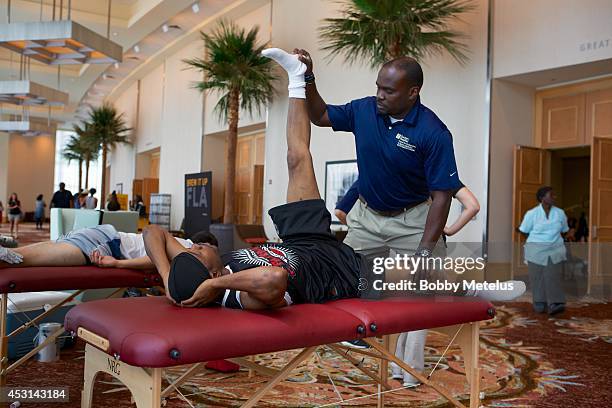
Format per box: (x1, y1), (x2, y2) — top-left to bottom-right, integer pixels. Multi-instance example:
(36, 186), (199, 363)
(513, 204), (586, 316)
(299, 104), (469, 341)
(54, 130), (102, 196)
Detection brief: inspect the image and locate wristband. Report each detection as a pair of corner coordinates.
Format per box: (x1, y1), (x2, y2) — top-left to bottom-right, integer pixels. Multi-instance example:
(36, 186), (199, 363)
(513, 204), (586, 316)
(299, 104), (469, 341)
(304, 73), (315, 84)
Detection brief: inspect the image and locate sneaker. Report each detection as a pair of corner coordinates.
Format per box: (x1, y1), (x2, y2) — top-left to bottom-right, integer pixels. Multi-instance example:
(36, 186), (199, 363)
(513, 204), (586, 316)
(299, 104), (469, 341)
(548, 303), (565, 316)
(0, 246), (23, 264)
(402, 372), (422, 388)
(468, 280), (526, 302)
(123, 287), (143, 297)
(340, 339), (371, 349)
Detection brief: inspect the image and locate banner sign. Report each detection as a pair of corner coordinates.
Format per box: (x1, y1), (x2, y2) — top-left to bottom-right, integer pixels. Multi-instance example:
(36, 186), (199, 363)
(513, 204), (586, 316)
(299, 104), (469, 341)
(184, 171), (212, 237)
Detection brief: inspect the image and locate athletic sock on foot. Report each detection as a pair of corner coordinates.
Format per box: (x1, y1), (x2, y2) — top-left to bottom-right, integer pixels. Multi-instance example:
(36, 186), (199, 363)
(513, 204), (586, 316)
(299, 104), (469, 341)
(261, 48), (307, 98)
(0, 246), (23, 264)
(465, 280), (526, 302)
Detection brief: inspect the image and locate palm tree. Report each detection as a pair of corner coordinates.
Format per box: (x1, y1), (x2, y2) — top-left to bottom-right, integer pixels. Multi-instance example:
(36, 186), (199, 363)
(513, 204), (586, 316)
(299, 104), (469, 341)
(74, 123), (100, 189)
(87, 103), (131, 200)
(319, 0), (474, 67)
(62, 134), (85, 191)
(184, 21), (276, 224)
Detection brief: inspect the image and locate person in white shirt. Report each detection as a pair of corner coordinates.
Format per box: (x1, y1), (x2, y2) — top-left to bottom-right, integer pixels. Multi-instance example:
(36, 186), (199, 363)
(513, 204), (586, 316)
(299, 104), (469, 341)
(85, 188), (99, 210)
(0, 224), (217, 269)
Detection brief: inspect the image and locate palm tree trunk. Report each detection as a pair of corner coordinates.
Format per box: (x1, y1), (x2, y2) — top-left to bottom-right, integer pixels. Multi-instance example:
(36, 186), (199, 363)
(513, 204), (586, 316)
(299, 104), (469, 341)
(84, 158), (90, 189)
(101, 147), (108, 203)
(389, 39), (402, 60)
(78, 159), (83, 191)
(223, 88), (240, 224)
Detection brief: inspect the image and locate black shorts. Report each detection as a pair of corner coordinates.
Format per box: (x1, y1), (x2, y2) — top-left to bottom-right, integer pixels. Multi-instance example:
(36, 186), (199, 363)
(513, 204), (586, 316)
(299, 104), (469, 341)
(268, 199), (362, 303)
(268, 198), (335, 241)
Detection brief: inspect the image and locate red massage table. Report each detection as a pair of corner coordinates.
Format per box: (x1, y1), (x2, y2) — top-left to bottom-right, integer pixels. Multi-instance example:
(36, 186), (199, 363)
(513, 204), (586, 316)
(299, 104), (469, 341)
(0, 266), (161, 387)
(65, 295), (495, 408)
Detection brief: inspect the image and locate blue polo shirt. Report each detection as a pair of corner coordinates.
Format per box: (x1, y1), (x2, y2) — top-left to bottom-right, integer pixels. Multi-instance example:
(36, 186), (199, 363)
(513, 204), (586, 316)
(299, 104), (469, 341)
(327, 96), (461, 211)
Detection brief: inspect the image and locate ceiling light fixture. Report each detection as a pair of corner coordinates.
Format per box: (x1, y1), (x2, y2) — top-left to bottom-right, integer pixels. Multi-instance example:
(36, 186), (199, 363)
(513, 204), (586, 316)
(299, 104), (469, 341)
(133, 44), (140, 53)
(162, 24), (169, 33)
(0, 80), (69, 106)
(0, 21), (122, 65)
(192, 3), (200, 13)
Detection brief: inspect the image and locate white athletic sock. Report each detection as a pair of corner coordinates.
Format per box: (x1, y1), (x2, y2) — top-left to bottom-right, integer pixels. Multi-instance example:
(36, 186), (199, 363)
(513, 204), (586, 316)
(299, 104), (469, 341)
(0, 246), (23, 264)
(261, 48), (306, 98)
(466, 280), (526, 302)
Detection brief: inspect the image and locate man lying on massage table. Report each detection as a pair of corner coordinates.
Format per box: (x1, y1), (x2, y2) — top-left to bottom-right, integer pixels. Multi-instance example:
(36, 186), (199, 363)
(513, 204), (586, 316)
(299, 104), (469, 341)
(141, 48), (524, 311)
(0, 224), (217, 269)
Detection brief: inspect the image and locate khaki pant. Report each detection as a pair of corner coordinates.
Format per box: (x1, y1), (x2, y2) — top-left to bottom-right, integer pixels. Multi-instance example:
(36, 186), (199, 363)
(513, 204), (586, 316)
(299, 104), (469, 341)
(344, 199), (444, 384)
(344, 200), (431, 256)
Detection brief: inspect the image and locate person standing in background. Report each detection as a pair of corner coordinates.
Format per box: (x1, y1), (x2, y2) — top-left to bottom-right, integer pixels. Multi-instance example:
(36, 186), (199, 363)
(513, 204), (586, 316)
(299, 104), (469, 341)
(519, 186), (568, 315)
(78, 190), (88, 209)
(7, 193), (22, 239)
(34, 194), (46, 230)
(85, 188), (98, 209)
(106, 191), (121, 212)
(50, 182), (73, 209)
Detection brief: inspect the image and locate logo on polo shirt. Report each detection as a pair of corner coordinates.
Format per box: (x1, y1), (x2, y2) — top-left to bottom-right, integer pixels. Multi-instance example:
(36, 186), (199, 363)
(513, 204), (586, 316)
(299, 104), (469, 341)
(396, 133), (416, 152)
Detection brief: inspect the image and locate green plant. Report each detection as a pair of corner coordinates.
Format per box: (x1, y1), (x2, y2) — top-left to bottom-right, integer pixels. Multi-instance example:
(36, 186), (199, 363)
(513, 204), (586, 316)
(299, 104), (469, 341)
(184, 21), (276, 224)
(62, 133), (85, 191)
(73, 122), (100, 190)
(319, 0), (473, 67)
(87, 103), (131, 200)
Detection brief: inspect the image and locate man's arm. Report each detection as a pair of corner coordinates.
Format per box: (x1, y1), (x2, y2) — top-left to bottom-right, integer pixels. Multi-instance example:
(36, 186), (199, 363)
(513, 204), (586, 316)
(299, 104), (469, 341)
(181, 266), (288, 310)
(142, 225), (187, 285)
(419, 190), (452, 251)
(90, 251), (154, 269)
(295, 49), (331, 127)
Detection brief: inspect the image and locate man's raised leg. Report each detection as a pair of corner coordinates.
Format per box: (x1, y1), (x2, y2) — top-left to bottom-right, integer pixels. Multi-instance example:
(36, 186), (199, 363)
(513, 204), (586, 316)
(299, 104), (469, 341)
(262, 48), (319, 203)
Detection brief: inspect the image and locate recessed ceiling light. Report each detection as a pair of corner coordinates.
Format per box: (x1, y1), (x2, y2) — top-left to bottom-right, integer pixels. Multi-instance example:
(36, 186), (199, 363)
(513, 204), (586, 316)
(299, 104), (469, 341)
(133, 44), (140, 53)
(192, 3), (200, 13)
(162, 24), (169, 33)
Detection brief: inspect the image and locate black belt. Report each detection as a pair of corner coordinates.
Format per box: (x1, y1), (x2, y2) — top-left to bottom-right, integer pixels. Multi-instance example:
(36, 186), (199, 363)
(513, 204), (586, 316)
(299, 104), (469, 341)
(358, 195), (424, 217)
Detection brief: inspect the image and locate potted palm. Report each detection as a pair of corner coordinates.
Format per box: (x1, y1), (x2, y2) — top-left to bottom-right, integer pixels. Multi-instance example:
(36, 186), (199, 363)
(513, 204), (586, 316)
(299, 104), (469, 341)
(62, 133), (86, 192)
(319, 0), (473, 66)
(87, 103), (131, 202)
(73, 122), (100, 190)
(184, 21), (276, 250)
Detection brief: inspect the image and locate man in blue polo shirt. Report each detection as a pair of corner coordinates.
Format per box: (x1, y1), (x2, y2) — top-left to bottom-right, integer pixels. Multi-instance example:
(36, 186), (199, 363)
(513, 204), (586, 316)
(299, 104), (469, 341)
(296, 48), (460, 385)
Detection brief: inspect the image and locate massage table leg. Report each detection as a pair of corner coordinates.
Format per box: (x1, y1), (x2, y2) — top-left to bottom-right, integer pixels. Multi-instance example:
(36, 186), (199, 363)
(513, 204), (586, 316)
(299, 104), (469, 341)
(0, 294), (7, 387)
(364, 336), (465, 408)
(435, 323), (481, 408)
(160, 363), (202, 399)
(82, 344), (162, 408)
(242, 346), (317, 408)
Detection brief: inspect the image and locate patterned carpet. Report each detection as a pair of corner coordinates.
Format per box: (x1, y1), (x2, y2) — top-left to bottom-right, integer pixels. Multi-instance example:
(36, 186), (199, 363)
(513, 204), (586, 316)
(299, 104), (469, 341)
(7, 301), (610, 407)
(3, 224), (611, 407)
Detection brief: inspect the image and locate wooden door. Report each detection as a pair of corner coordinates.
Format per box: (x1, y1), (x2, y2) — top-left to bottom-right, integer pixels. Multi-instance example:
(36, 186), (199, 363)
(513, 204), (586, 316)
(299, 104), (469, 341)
(585, 87), (612, 145)
(150, 152), (160, 178)
(588, 137), (612, 294)
(235, 138), (252, 225)
(142, 177), (159, 215)
(252, 165), (264, 224)
(132, 179), (143, 201)
(541, 93), (585, 148)
(512, 145), (551, 276)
